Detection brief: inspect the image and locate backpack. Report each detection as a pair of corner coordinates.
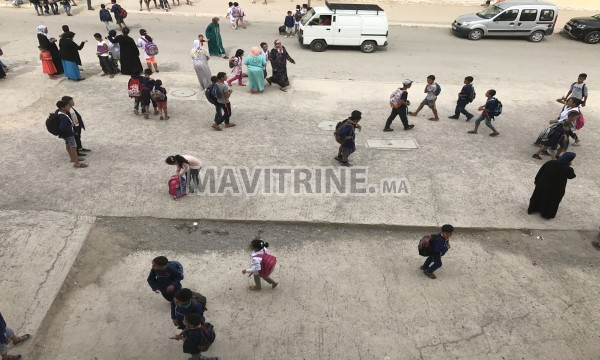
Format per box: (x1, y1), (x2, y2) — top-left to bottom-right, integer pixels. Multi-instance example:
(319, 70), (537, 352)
(334, 120), (351, 144)
(468, 86), (476, 103)
(228, 57), (236, 69)
(168, 176), (187, 199)
(118, 6), (127, 18)
(191, 291), (207, 310)
(100, 9), (111, 21)
(168, 260), (184, 280)
(195, 323), (216, 352)
(128, 77), (141, 97)
(150, 87), (166, 102)
(143, 39), (159, 56)
(46, 112), (61, 136)
(231, 6), (241, 18)
(255, 252), (277, 279)
(536, 123), (560, 145)
(205, 84), (218, 104)
(434, 83), (442, 96)
(491, 98), (503, 117)
(294, 10), (303, 21)
(418, 234), (435, 257)
(389, 89), (404, 108)
(211, 83), (221, 100)
(575, 111), (585, 130)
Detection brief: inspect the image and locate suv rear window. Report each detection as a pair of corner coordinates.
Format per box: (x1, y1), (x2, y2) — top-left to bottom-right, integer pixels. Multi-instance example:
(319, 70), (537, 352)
(539, 9), (555, 21)
(519, 9), (538, 21)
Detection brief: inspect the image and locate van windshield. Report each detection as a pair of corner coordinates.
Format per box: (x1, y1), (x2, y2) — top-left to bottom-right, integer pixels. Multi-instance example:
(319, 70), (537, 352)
(476, 5), (503, 19)
(301, 8), (315, 26)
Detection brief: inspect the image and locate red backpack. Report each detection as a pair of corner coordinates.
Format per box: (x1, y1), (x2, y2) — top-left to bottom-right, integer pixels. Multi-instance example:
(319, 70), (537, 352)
(128, 77), (141, 97)
(168, 176), (187, 200)
(255, 251), (277, 279)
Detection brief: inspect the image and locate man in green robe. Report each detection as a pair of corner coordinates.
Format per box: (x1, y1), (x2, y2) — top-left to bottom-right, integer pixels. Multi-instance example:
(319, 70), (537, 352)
(205, 17), (228, 58)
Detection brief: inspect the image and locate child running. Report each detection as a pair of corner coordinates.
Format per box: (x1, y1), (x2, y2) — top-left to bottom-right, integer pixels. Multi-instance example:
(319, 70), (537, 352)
(169, 313), (218, 360)
(151, 79), (169, 120)
(39, 46), (58, 79)
(242, 239), (278, 291)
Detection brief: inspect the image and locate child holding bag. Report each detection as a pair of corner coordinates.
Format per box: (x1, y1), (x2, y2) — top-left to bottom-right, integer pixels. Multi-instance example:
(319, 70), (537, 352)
(242, 239), (278, 291)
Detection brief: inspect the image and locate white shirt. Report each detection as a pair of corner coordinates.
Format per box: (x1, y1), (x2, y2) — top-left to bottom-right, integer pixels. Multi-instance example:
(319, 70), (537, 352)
(97, 40), (109, 57)
(137, 37), (153, 59)
(570, 82), (588, 100)
(246, 248), (268, 274)
(68, 108), (79, 127)
(425, 83), (437, 101)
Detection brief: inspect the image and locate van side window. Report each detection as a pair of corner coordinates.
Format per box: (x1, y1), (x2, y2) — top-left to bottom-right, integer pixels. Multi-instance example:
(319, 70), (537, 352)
(519, 9), (538, 21)
(495, 9), (519, 22)
(539, 9), (555, 21)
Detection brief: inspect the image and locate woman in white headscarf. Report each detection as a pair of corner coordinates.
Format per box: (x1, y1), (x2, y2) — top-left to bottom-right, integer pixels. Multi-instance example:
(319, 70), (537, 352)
(191, 35), (212, 90)
(36, 25), (63, 74)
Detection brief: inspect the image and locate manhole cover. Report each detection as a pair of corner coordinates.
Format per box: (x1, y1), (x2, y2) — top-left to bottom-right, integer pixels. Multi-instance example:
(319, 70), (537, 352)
(171, 89), (197, 97)
(318, 121), (338, 130)
(366, 139), (419, 150)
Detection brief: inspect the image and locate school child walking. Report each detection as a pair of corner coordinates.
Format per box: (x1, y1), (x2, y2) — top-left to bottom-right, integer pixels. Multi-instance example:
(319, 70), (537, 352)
(137, 29), (160, 73)
(39, 46), (58, 79)
(449, 76), (475, 121)
(227, 49), (245, 87)
(152, 80), (169, 120)
(169, 313), (218, 360)
(467, 89), (500, 136)
(99, 4), (113, 31)
(242, 239), (278, 292)
(61, 0), (72, 15)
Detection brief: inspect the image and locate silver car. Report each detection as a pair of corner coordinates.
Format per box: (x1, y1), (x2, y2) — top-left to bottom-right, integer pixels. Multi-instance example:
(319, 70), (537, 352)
(451, 0), (558, 42)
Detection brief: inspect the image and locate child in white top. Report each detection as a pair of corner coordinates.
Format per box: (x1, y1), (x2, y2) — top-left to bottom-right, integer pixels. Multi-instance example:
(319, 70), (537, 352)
(242, 239), (278, 291)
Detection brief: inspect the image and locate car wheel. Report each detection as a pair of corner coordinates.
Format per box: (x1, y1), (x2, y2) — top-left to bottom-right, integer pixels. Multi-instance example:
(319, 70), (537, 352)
(310, 40), (327, 52)
(584, 31), (600, 44)
(360, 40), (377, 53)
(468, 29), (484, 40)
(528, 30), (545, 43)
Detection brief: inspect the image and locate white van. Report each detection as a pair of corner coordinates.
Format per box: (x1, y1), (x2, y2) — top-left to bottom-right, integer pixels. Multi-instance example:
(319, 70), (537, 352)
(451, 0), (558, 42)
(298, 1), (388, 53)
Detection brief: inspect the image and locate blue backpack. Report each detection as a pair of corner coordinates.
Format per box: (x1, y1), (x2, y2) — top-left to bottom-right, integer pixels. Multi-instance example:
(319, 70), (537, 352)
(491, 98), (503, 117)
(434, 83), (441, 96)
(168, 260), (184, 280)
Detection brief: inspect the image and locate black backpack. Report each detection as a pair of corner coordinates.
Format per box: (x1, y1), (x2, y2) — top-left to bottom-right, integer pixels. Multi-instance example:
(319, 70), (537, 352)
(46, 113), (61, 136)
(205, 84), (217, 104)
(196, 322), (216, 352)
(491, 98), (503, 117)
(334, 120), (352, 144)
(191, 291), (207, 310)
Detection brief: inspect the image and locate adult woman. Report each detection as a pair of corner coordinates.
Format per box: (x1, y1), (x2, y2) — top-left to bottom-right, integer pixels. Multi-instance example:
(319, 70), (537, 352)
(268, 39), (295, 91)
(59, 31), (86, 80)
(165, 155), (203, 194)
(528, 152), (576, 219)
(37, 25), (63, 75)
(205, 17), (228, 58)
(137, 29), (159, 72)
(108, 27), (143, 75)
(244, 47), (266, 94)
(191, 37), (211, 89)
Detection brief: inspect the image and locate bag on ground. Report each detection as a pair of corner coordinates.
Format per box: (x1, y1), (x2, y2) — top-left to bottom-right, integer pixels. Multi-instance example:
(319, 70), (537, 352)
(255, 252), (277, 279)
(168, 176), (187, 199)
(45, 113), (61, 136)
(196, 323), (216, 352)
(278, 25), (286, 35)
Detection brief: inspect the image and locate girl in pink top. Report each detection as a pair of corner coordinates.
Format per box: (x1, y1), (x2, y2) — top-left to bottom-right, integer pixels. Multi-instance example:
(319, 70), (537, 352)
(227, 49), (245, 87)
(165, 155), (203, 193)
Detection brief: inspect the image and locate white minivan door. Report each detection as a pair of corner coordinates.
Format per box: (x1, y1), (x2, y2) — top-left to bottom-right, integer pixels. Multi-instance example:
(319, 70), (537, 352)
(305, 14), (335, 44)
(333, 15), (362, 46)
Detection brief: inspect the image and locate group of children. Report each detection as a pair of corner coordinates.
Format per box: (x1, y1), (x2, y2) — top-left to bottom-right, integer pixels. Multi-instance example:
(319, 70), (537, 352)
(225, 2), (246, 29)
(128, 69), (169, 120)
(283, 4), (309, 37)
(30, 0), (76, 16)
(145, 240), (278, 359)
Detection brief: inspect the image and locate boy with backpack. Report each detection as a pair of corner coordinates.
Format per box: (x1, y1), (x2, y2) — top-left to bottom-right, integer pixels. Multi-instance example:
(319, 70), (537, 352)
(449, 76), (475, 121)
(559, 73), (588, 107)
(99, 4), (113, 31)
(53, 100), (88, 168)
(409, 75), (440, 121)
(284, 11), (295, 38)
(467, 89), (501, 136)
(169, 313), (218, 360)
(420, 224), (454, 279)
(532, 117), (574, 161)
(334, 110), (362, 167)
(384, 80), (414, 132)
(212, 72), (235, 131)
(171, 288), (206, 329)
(147, 256), (184, 302)
(151, 79), (169, 120)
(110, 0), (127, 30)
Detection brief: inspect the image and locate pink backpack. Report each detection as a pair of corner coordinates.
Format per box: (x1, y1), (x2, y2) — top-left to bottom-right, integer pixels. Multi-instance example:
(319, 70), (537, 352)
(168, 176), (187, 199)
(575, 111), (585, 130)
(255, 252), (277, 279)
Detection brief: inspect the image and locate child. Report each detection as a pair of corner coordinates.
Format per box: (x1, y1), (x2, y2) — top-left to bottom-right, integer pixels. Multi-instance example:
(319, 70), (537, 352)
(533, 121), (573, 161)
(106, 30), (121, 70)
(169, 313), (218, 360)
(0, 312), (31, 360)
(39, 46), (58, 79)
(94, 33), (117, 78)
(284, 11), (295, 38)
(294, 5), (302, 36)
(242, 239), (278, 292)
(467, 89), (500, 136)
(152, 80), (169, 120)
(409, 75), (440, 121)
(138, 29), (159, 73)
(62, 96), (90, 155)
(61, 0), (72, 16)
(234, 2), (245, 29)
(449, 76), (475, 121)
(227, 49), (245, 87)
(165, 155), (203, 193)
(560, 73), (588, 107)
(140, 68), (157, 119)
(147, 256), (184, 302)
(99, 4), (113, 31)
(171, 289), (206, 329)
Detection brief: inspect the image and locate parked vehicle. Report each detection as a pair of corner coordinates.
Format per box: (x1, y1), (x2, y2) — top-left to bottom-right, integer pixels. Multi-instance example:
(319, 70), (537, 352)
(451, 1), (558, 42)
(563, 14), (600, 44)
(298, 1), (388, 53)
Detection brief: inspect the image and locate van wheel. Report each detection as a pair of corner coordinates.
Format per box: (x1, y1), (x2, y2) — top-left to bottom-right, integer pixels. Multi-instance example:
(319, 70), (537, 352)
(584, 31), (600, 44)
(360, 41), (377, 53)
(310, 40), (327, 52)
(468, 29), (484, 40)
(528, 31), (545, 43)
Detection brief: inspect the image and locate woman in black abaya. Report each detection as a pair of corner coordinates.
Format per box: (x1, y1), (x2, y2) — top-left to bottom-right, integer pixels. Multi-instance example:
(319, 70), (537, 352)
(36, 25), (63, 75)
(528, 152), (576, 219)
(107, 27), (142, 76)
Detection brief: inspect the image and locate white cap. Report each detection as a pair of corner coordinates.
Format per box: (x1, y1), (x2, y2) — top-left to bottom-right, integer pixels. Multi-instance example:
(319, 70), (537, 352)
(402, 79), (413, 86)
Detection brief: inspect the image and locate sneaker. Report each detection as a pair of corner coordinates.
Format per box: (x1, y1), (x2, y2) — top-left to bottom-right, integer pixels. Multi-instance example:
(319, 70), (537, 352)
(225, 123), (236, 128)
(466, 115), (474, 122)
(448, 116), (459, 120)
(164, 116), (170, 120)
(211, 124), (222, 131)
(160, 116), (164, 120)
(77, 152), (87, 157)
(272, 282), (278, 289)
(404, 124), (415, 130)
(334, 156), (342, 163)
(383, 128), (393, 132)
(419, 265), (427, 270)
(341, 161), (351, 167)
(532, 154), (542, 160)
(423, 271), (436, 279)
(79, 148), (91, 152)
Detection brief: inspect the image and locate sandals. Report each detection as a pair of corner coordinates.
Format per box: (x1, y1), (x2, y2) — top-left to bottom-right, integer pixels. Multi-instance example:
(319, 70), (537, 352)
(467, 131), (477, 134)
(489, 133), (499, 137)
(271, 282), (278, 289)
(532, 154), (542, 160)
(74, 163), (89, 168)
(248, 285), (260, 291)
(211, 124), (222, 131)
(13, 334), (31, 347)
